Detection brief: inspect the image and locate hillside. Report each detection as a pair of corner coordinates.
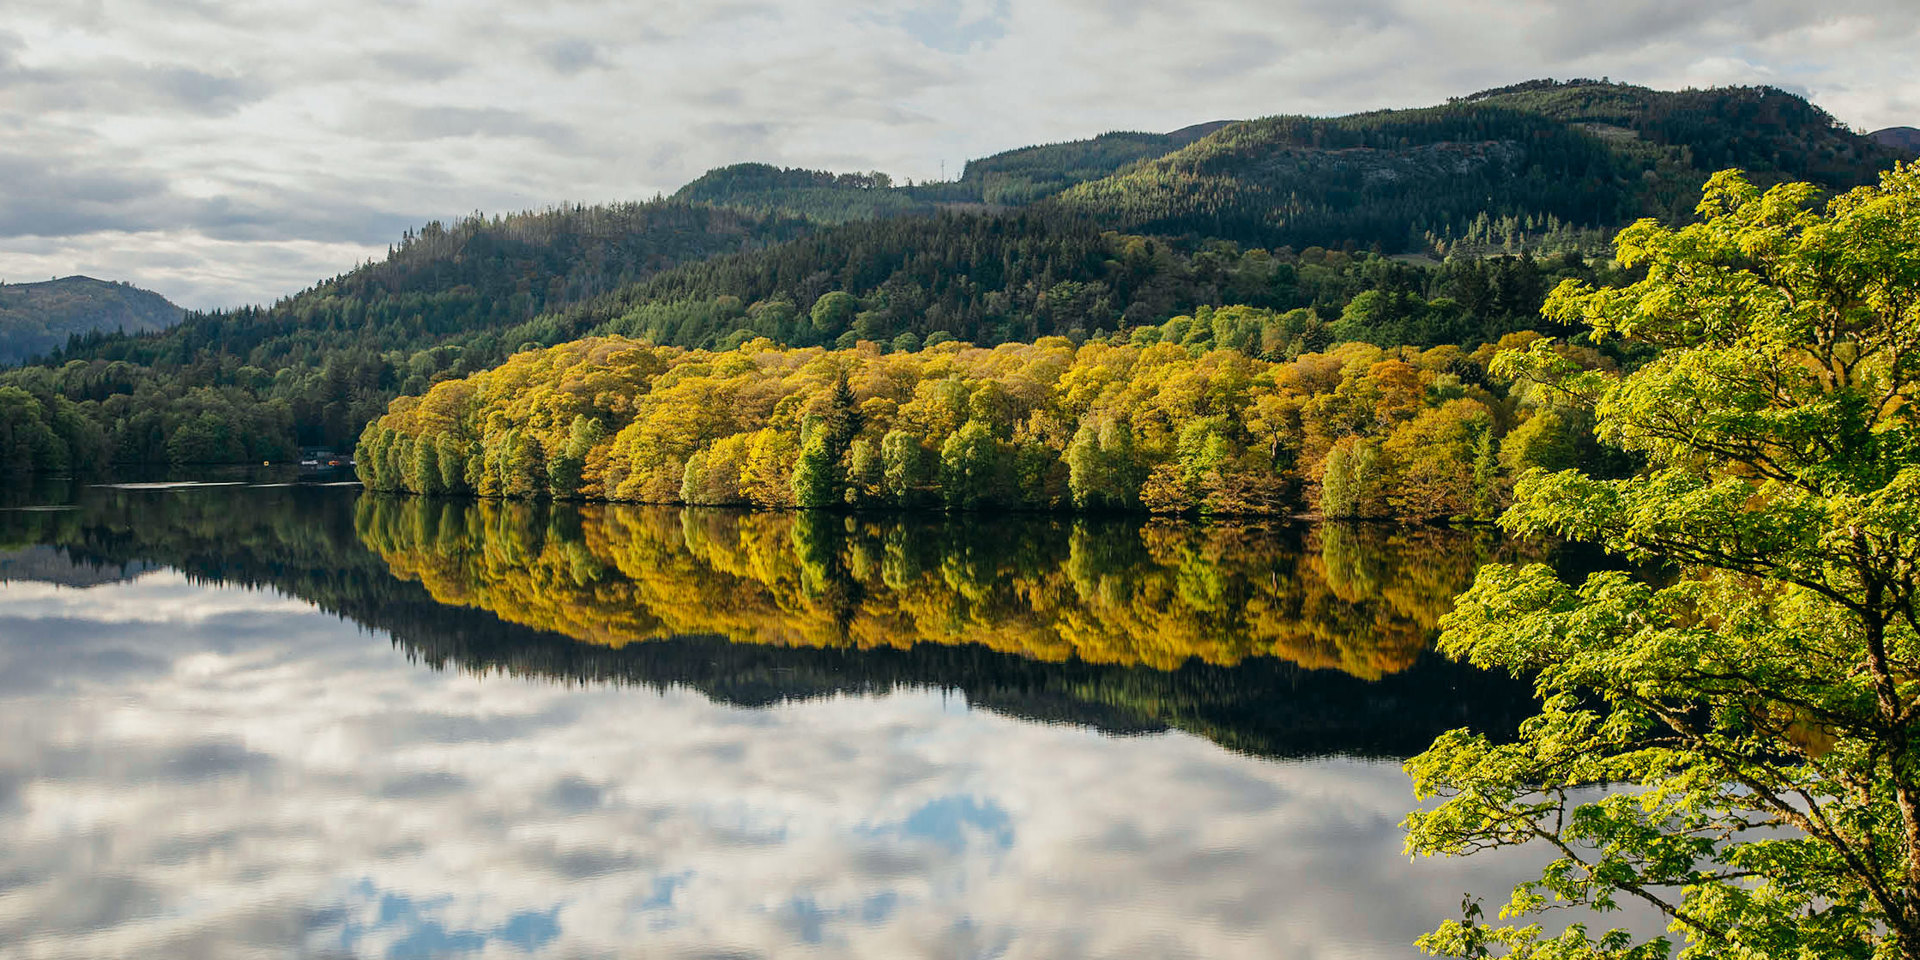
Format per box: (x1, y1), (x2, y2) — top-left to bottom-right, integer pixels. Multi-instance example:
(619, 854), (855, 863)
(672, 166), (934, 223)
(8, 201), (814, 462)
(0, 276), (181, 365)
(671, 123), (1233, 221)
(529, 211), (1598, 352)
(938, 122), (1234, 205)
(1051, 79), (1908, 253)
(1871, 126), (1920, 152)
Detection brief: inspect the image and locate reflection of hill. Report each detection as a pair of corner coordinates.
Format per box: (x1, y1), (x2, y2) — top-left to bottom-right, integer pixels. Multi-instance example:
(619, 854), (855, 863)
(386, 609), (1533, 760)
(356, 498), (1497, 679)
(0, 545), (157, 586)
(6, 486), (1536, 758)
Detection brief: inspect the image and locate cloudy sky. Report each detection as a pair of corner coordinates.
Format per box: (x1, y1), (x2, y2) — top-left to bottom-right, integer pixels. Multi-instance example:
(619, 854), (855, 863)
(2, 0), (1917, 309)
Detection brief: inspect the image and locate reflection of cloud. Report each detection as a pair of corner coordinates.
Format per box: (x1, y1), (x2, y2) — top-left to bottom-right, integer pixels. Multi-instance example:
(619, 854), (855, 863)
(334, 883), (561, 958)
(862, 794), (1014, 853)
(0, 576), (1661, 958)
(0, 572), (313, 623)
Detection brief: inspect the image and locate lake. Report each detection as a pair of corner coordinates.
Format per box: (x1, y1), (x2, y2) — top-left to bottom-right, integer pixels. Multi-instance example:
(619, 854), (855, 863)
(0, 480), (1564, 958)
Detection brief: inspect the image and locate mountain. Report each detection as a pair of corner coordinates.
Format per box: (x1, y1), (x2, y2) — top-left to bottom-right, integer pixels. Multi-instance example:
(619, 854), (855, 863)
(0, 276), (182, 365)
(940, 121), (1234, 205)
(670, 123), (1235, 221)
(1870, 126), (1920, 152)
(1050, 79), (1907, 253)
(640, 81), (1910, 264)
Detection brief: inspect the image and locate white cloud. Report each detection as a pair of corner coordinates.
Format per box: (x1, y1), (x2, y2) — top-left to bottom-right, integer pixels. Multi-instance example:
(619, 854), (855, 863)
(0, 0), (1916, 308)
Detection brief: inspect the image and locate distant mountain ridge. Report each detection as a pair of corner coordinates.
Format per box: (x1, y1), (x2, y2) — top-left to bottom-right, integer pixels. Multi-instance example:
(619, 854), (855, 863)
(1050, 79), (1907, 252)
(672, 80), (1902, 258)
(1870, 126), (1920, 152)
(671, 121), (1236, 221)
(0, 276), (181, 365)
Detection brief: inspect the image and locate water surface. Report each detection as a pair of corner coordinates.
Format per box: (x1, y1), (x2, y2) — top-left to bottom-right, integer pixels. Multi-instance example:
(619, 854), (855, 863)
(0, 484), (1556, 958)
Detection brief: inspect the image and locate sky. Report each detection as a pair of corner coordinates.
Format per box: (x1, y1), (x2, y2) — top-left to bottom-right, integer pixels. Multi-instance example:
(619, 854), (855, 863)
(1, 0), (1917, 310)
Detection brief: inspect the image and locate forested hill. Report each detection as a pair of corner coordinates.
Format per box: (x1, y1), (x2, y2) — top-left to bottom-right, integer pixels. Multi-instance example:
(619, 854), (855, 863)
(671, 123), (1234, 222)
(668, 81), (1907, 255)
(936, 121), (1234, 205)
(515, 211), (1599, 353)
(8, 201), (812, 462)
(60, 202), (816, 379)
(0, 277), (181, 365)
(672, 166), (935, 223)
(1050, 80), (1910, 253)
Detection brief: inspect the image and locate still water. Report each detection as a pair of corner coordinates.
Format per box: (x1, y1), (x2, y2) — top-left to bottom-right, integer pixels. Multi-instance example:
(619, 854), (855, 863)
(1, 482), (1554, 958)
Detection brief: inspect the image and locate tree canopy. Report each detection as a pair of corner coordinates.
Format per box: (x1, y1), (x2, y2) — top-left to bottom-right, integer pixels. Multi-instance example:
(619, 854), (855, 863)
(1405, 165), (1920, 957)
(354, 323), (1625, 519)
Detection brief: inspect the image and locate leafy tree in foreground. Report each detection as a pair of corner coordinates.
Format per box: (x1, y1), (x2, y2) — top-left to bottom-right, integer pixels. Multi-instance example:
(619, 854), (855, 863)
(1405, 166), (1920, 958)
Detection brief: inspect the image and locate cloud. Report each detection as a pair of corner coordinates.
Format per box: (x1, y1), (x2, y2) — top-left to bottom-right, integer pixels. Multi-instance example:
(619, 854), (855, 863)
(895, 0), (1012, 54)
(352, 103), (583, 145)
(537, 38), (604, 75)
(0, 0), (1916, 308)
(0, 38), (268, 117)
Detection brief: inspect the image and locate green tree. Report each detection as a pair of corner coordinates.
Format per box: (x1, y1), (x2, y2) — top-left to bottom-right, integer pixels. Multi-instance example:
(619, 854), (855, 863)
(940, 420), (1004, 511)
(548, 415), (605, 499)
(1405, 168), (1920, 958)
(0, 387), (65, 475)
(1319, 439), (1387, 518)
(846, 437), (883, 504)
(166, 412), (237, 465)
(495, 428), (546, 498)
(1065, 422), (1110, 509)
(411, 435), (444, 496)
(881, 429), (930, 507)
(436, 435), (470, 493)
(791, 431), (838, 508)
(810, 291), (857, 337)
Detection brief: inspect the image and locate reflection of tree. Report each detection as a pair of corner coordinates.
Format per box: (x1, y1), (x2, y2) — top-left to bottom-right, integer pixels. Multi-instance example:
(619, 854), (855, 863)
(12, 485), (1540, 759)
(356, 497), (1503, 679)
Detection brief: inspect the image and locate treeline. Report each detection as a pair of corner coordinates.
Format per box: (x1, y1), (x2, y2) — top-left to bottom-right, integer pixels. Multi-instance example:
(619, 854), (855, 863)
(3, 210), (1604, 471)
(677, 127), (1227, 218)
(663, 82), (1908, 251)
(672, 164), (933, 223)
(357, 496), (1501, 677)
(1458, 79), (1908, 186)
(1054, 108), (1635, 252)
(948, 125), (1230, 206)
(553, 215), (1607, 351)
(355, 330), (1623, 519)
(0, 387), (110, 477)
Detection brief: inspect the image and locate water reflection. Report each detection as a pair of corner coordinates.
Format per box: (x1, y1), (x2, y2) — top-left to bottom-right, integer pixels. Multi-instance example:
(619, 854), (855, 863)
(0, 486), (1553, 958)
(355, 497), (1501, 679)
